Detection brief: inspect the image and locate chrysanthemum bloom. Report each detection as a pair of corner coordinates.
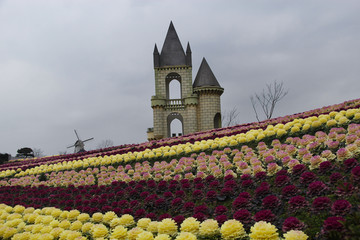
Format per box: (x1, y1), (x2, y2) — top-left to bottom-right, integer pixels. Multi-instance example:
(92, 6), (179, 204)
(154, 234), (171, 240)
(59, 230), (83, 240)
(351, 166), (360, 181)
(110, 225), (128, 239)
(157, 218), (178, 236)
(220, 219), (246, 240)
(249, 221), (279, 240)
(336, 148), (351, 162)
(322, 216), (345, 234)
(307, 181), (328, 197)
(119, 214), (135, 227)
(262, 195), (281, 210)
(137, 218), (152, 230)
(282, 217), (305, 232)
(180, 217), (200, 235)
(81, 222), (93, 234)
(91, 224), (109, 238)
(91, 212), (103, 223)
(312, 197), (331, 212)
(283, 230), (308, 240)
(127, 227), (144, 240)
(146, 221), (159, 234)
(331, 199), (352, 216)
(199, 219), (219, 238)
(70, 220), (83, 231)
(77, 213), (90, 223)
(103, 211), (117, 224)
(136, 231), (154, 240)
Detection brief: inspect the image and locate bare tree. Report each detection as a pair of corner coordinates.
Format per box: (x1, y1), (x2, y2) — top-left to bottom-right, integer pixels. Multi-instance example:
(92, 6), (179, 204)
(222, 107), (240, 127)
(33, 148), (44, 158)
(250, 80), (288, 122)
(97, 139), (114, 149)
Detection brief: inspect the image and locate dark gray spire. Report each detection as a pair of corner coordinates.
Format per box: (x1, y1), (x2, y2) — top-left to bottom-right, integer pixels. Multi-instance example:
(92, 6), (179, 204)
(153, 44), (160, 68)
(159, 21), (187, 67)
(186, 42), (192, 67)
(193, 58), (221, 88)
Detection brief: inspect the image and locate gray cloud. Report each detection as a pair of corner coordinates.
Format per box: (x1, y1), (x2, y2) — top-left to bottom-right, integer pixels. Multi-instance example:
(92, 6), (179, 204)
(1, 0), (360, 155)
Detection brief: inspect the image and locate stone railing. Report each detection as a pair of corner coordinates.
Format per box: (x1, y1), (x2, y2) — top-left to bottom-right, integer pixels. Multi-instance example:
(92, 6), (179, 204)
(165, 99), (185, 110)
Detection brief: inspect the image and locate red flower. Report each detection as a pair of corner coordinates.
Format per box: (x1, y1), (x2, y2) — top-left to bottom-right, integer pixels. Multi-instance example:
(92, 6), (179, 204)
(233, 209), (252, 224)
(206, 190), (217, 201)
(300, 171), (317, 185)
(183, 202), (195, 212)
(214, 205), (228, 216)
(193, 212), (207, 222)
(241, 179), (253, 188)
(282, 217), (305, 232)
(192, 190), (204, 200)
(331, 199), (352, 216)
(215, 215), (228, 225)
(254, 209), (275, 223)
(307, 181), (328, 197)
(292, 164), (307, 176)
(319, 161), (333, 173)
(330, 172), (343, 183)
(288, 196), (308, 211)
(262, 195), (280, 210)
(351, 166), (360, 181)
(312, 197), (331, 212)
(344, 158), (358, 170)
(194, 204), (209, 215)
(282, 185), (299, 199)
(173, 215), (185, 225)
(134, 209), (146, 219)
(232, 197), (249, 210)
(322, 216), (345, 233)
(158, 213), (172, 221)
(275, 175), (290, 187)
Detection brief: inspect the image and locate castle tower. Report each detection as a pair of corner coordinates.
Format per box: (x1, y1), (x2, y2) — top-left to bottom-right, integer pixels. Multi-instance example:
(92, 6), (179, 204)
(148, 22), (223, 140)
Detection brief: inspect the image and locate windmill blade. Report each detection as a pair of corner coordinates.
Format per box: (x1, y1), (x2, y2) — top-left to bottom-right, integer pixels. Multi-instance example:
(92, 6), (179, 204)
(67, 144), (75, 148)
(83, 137), (94, 143)
(74, 129), (80, 140)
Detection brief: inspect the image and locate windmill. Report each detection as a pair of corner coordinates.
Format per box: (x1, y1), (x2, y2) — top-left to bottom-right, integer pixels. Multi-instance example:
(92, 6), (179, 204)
(67, 130), (94, 153)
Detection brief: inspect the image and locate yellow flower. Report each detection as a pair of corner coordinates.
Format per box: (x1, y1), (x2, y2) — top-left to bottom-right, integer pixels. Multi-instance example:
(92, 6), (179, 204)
(137, 218), (152, 229)
(180, 217), (200, 235)
(58, 220), (71, 229)
(12, 232), (31, 240)
(2, 227), (17, 239)
(91, 224), (109, 238)
(157, 218), (178, 236)
(92, 212), (103, 223)
(111, 225), (127, 239)
(70, 220), (83, 231)
(67, 210), (80, 221)
(77, 213), (90, 223)
(199, 219), (219, 237)
(136, 231), (154, 240)
(31, 224), (44, 234)
(175, 232), (197, 240)
(13, 205), (25, 214)
(283, 230), (308, 240)
(103, 211), (117, 224)
(154, 234), (171, 240)
(49, 220), (60, 228)
(40, 225), (53, 234)
(220, 219), (246, 240)
(119, 214), (135, 227)
(51, 209), (62, 218)
(147, 221), (159, 234)
(50, 227), (64, 238)
(59, 230), (82, 240)
(249, 221), (279, 240)
(81, 222), (93, 234)
(127, 227), (144, 240)
(326, 119), (337, 127)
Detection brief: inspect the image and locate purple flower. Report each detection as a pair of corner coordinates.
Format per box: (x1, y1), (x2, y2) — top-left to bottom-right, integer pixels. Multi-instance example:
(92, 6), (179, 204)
(330, 172), (343, 183)
(195, 183), (205, 189)
(163, 191), (174, 200)
(262, 195), (280, 210)
(175, 190), (185, 198)
(134, 209), (146, 219)
(171, 198), (183, 208)
(281, 185), (299, 199)
(193, 212), (207, 222)
(322, 216), (345, 234)
(282, 217), (305, 232)
(344, 158), (358, 170)
(336, 182), (354, 196)
(291, 164), (307, 176)
(255, 171), (267, 180)
(205, 175), (216, 182)
(307, 181), (328, 197)
(275, 175), (290, 187)
(215, 215), (228, 225)
(183, 202), (195, 212)
(192, 190), (204, 200)
(194, 204), (209, 215)
(233, 209), (252, 224)
(232, 197), (249, 210)
(158, 213), (172, 221)
(300, 171), (317, 185)
(312, 197), (332, 212)
(288, 196), (308, 211)
(276, 169), (288, 176)
(224, 180), (237, 188)
(214, 205), (228, 216)
(224, 174), (234, 181)
(154, 198), (166, 209)
(241, 179), (253, 188)
(331, 199), (352, 216)
(238, 192), (252, 199)
(255, 185), (270, 198)
(209, 180), (220, 188)
(351, 166), (360, 181)
(206, 190), (217, 201)
(173, 215), (185, 225)
(254, 209), (275, 223)
(241, 174), (252, 180)
(319, 161), (333, 173)
(221, 187), (234, 197)
(145, 212), (157, 221)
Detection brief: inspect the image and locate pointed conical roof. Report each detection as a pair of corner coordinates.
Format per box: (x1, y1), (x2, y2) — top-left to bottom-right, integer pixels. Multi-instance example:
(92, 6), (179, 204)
(193, 58), (221, 88)
(159, 21), (186, 67)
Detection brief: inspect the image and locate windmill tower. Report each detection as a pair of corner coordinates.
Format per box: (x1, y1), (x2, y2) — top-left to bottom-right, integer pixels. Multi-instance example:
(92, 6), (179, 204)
(148, 22), (223, 140)
(67, 130), (94, 153)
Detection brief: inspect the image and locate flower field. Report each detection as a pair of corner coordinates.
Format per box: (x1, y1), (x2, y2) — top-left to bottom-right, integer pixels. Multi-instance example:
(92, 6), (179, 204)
(1, 99), (360, 239)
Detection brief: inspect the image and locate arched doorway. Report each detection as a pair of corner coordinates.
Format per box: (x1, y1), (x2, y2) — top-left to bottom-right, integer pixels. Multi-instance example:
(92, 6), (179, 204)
(166, 72), (182, 99)
(167, 112), (184, 137)
(214, 112), (221, 129)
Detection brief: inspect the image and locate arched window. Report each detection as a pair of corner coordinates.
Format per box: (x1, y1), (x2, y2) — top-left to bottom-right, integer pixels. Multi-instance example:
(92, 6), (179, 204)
(167, 112), (183, 137)
(214, 112), (221, 129)
(166, 72), (182, 99)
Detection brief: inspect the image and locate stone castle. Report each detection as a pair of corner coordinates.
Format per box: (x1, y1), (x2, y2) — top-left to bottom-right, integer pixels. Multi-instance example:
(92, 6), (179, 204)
(148, 22), (224, 140)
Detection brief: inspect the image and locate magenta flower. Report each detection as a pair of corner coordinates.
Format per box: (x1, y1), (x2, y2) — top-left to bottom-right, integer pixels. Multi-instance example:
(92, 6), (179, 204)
(351, 166), (360, 181)
(275, 175), (290, 187)
(238, 191), (252, 199)
(193, 212), (207, 222)
(282, 185), (299, 199)
(300, 171), (317, 185)
(173, 215), (185, 225)
(194, 204), (209, 215)
(255, 171), (267, 180)
(145, 212), (157, 221)
(254, 209), (275, 223)
(158, 213), (172, 221)
(336, 182), (354, 197)
(319, 161), (333, 173)
(214, 205), (228, 216)
(331, 199), (352, 216)
(192, 190), (204, 200)
(262, 195), (280, 210)
(134, 209), (147, 219)
(330, 172), (344, 183)
(209, 180), (220, 188)
(288, 196), (308, 212)
(232, 197), (249, 210)
(344, 158), (358, 170)
(183, 202), (195, 212)
(282, 217), (305, 232)
(206, 190), (217, 201)
(292, 164), (307, 176)
(322, 216), (345, 234)
(307, 181), (328, 197)
(233, 209), (252, 224)
(312, 197), (332, 212)
(215, 214), (228, 225)
(224, 179), (237, 188)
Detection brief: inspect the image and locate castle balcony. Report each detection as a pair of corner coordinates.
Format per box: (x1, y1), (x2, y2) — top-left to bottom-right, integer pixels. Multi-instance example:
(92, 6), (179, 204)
(165, 99), (185, 110)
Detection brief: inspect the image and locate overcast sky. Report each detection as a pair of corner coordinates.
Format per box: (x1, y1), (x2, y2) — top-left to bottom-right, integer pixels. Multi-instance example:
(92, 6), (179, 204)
(1, 0), (360, 156)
